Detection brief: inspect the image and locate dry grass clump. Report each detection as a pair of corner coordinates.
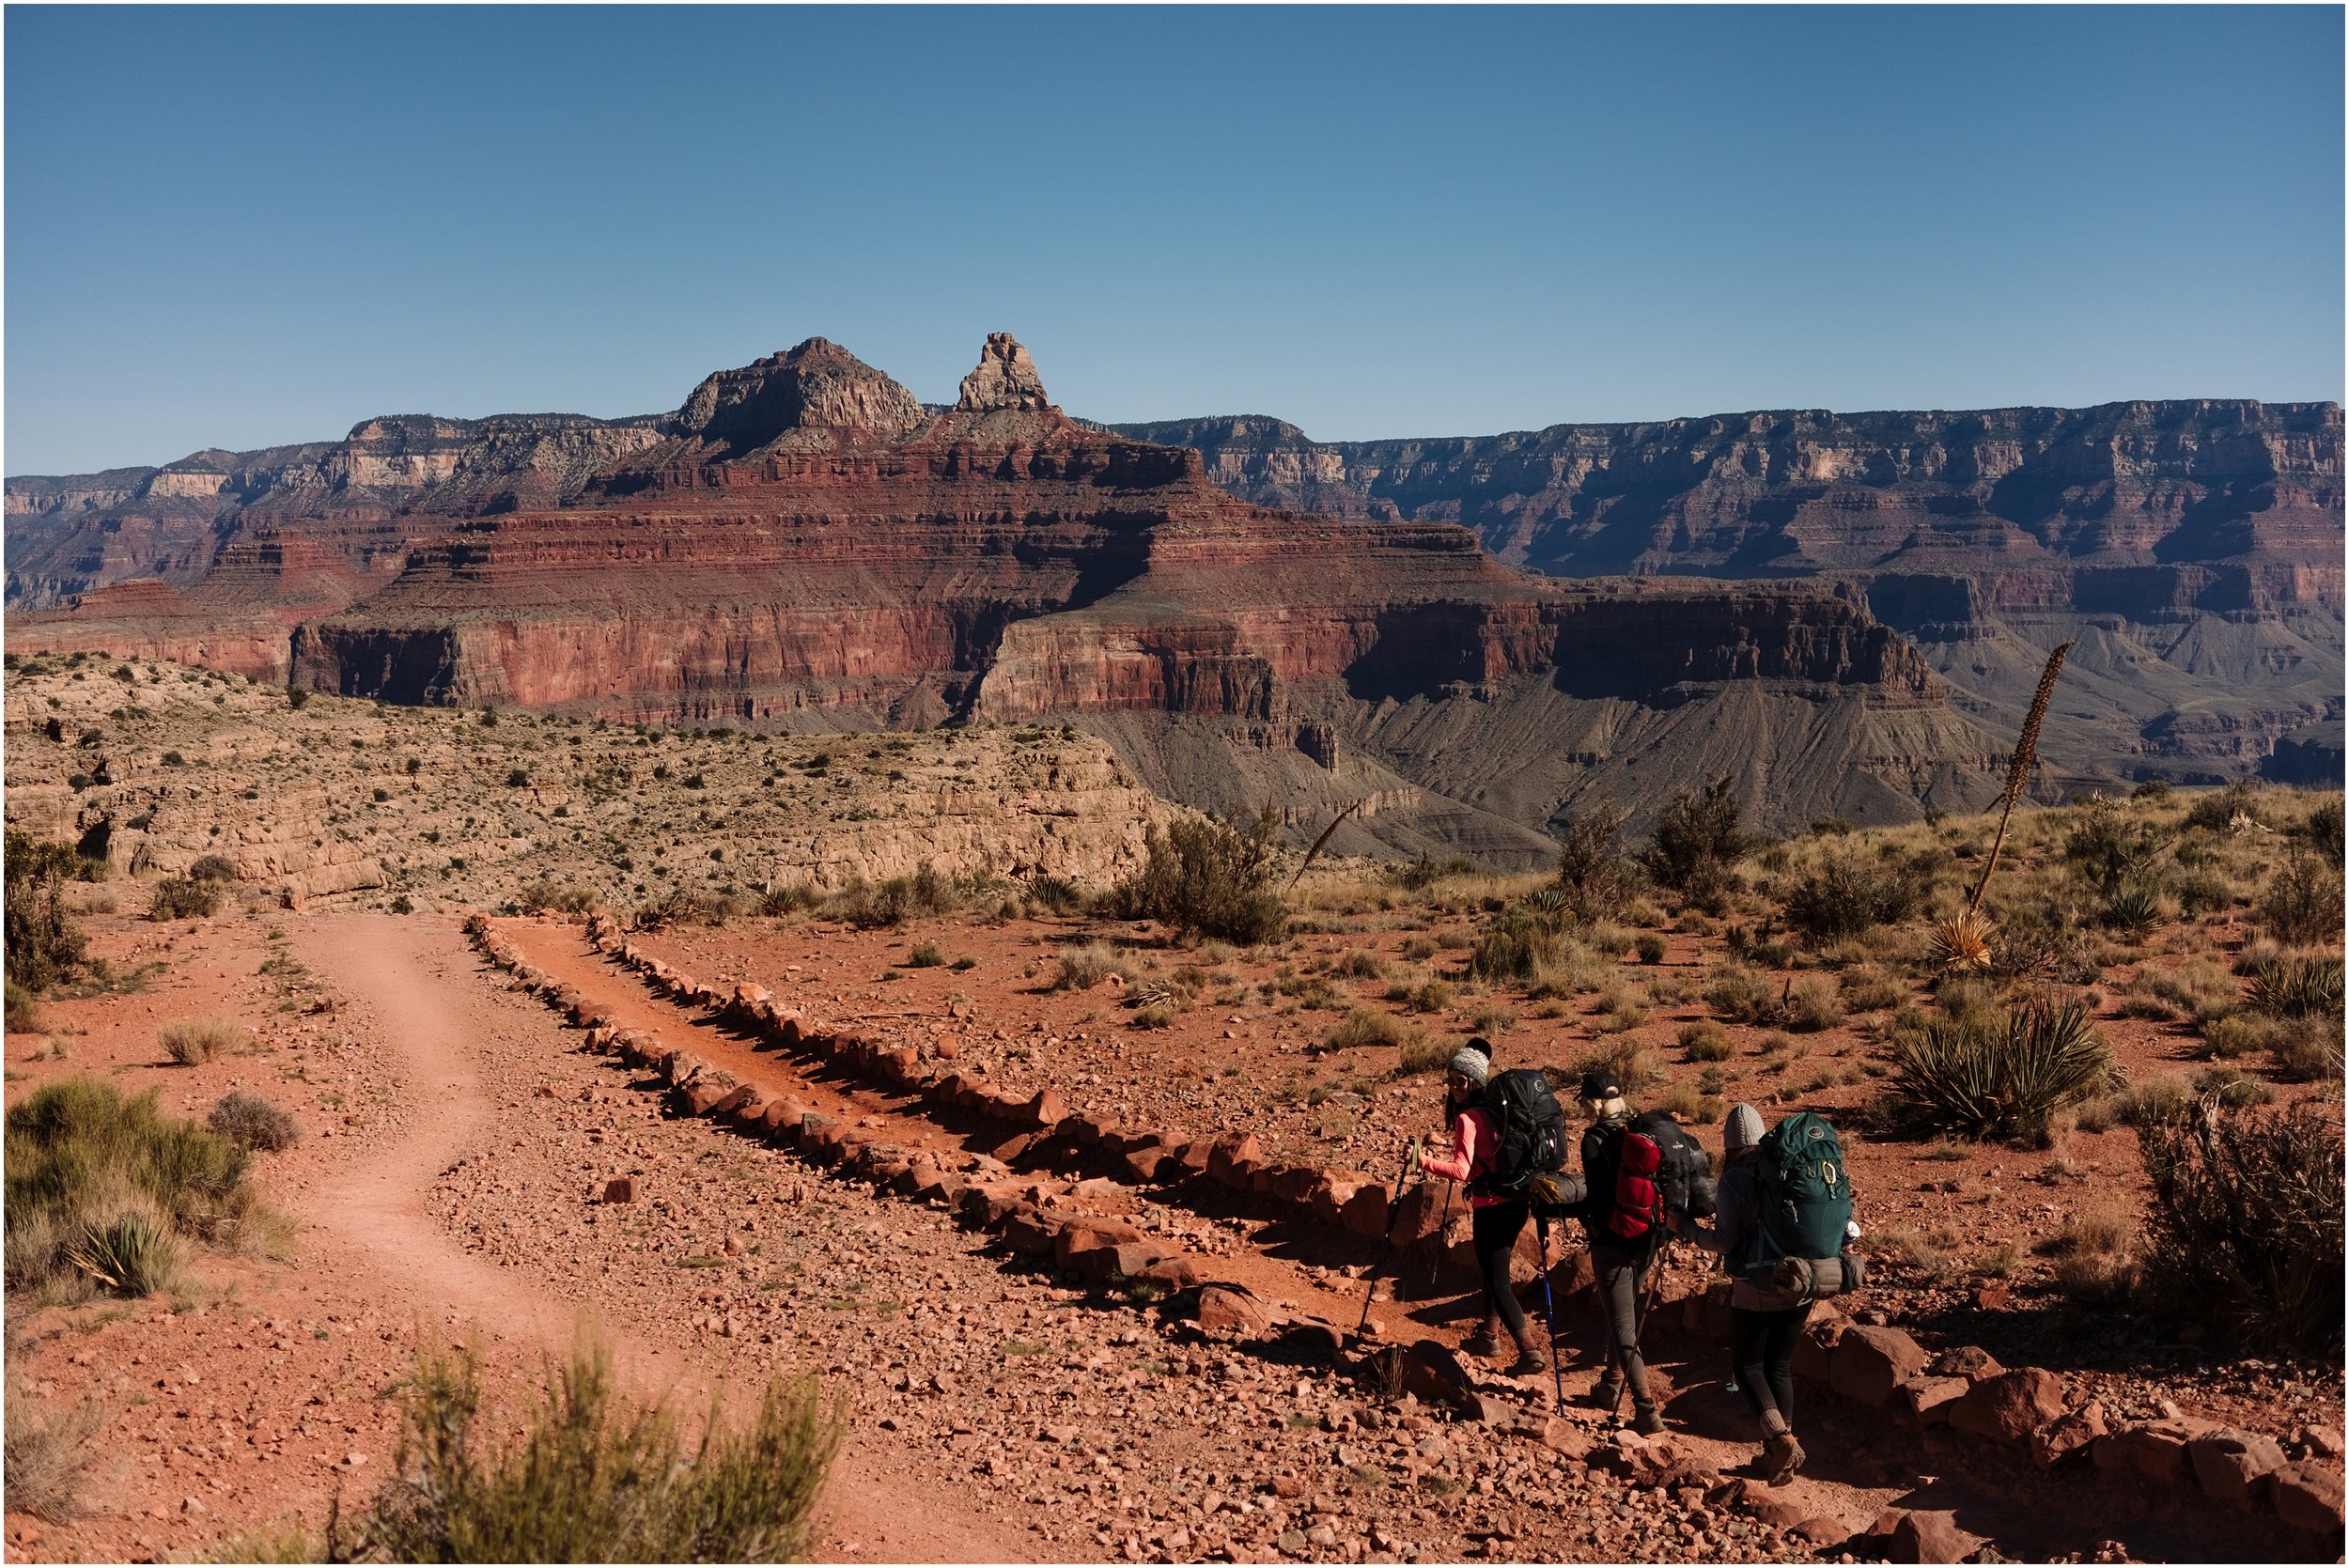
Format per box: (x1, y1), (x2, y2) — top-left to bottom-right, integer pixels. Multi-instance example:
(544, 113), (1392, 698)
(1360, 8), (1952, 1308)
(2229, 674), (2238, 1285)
(1393, 1032), (1455, 1078)
(1633, 933), (1668, 965)
(1783, 974), (1843, 1032)
(1569, 1040), (1664, 1097)
(1331, 949), (1385, 980)
(1050, 944), (1128, 991)
(208, 1091), (299, 1153)
(1652, 1081), (1726, 1126)
(355, 1337), (839, 1563)
(1868, 1222), (1960, 1280)
(1400, 935), (1438, 963)
(4, 1368), (108, 1522)
(148, 875), (222, 921)
(1838, 965), (1906, 1014)
(1591, 978), (1650, 1033)
(1703, 965), (1776, 1025)
(2261, 851), (2345, 947)
(158, 1015), (254, 1065)
(1677, 1020), (1735, 1063)
(518, 880), (599, 916)
(2115, 956), (2239, 1025)
(1326, 1007), (1409, 1050)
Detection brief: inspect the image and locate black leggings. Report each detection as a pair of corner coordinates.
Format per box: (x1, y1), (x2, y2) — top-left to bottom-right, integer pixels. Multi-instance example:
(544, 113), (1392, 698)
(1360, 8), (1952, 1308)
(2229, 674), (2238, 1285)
(1471, 1199), (1532, 1341)
(1731, 1302), (1812, 1427)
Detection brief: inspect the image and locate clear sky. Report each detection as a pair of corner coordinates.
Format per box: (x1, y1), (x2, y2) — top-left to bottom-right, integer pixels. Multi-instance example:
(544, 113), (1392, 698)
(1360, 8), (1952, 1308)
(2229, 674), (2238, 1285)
(7, 4), (2342, 474)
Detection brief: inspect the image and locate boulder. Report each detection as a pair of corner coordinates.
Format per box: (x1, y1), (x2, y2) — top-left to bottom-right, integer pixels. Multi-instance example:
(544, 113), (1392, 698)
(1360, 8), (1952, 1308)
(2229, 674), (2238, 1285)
(1790, 1313), (1848, 1384)
(1019, 1089), (1068, 1130)
(602, 1176), (637, 1204)
(1197, 1283), (1277, 1338)
(1120, 1146), (1176, 1184)
(1206, 1135), (1264, 1188)
(2029, 1401), (2108, 1469)
(1338, 1182), (1392, 1242)
(1886, 1509), (1982, 1564)
(2094, 1419), (2211, 1485)
(1135, 1254), (1206, 1291)
(1829, 1325), (1929, 1407)
(705, 1084), (759, 1121)
(2189, 1427), (2288, 1505)
(1896, 1375), (1970, 1427)
(1071, 1239), (1171, 1283)
(1948, 1367), (2067, 1445)
(1929, 1344), (2005, 1380)
(1052, 1219), (1144, 1267)
(999, 1208), (1065, 1257)
(677, 1080), (733, 1117)
(2270, 1461), (2345, 1533)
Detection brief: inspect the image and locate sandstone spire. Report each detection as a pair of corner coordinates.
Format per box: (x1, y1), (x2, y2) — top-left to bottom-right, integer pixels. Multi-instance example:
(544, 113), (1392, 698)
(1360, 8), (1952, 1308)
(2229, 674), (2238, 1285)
(956, 333), (1053, 413)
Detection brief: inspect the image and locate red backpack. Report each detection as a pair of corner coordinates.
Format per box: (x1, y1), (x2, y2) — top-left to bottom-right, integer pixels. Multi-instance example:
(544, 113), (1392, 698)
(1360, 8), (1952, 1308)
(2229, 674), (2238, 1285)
(1606, 1126), (1664, 1241)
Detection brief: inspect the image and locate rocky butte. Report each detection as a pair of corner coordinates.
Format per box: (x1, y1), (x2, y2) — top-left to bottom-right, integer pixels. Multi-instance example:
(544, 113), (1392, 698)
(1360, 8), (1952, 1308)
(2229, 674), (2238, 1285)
(9, 334), (2188, 860)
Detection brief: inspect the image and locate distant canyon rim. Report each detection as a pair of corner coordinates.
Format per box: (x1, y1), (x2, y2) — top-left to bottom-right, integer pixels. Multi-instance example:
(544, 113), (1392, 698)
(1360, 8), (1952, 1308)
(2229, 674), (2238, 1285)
(8, 334), (2340, 863)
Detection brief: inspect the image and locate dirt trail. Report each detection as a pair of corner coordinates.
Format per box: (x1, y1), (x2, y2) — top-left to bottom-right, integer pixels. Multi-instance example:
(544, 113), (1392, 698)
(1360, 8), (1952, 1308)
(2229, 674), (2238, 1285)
(301, 914), (1028, 1564)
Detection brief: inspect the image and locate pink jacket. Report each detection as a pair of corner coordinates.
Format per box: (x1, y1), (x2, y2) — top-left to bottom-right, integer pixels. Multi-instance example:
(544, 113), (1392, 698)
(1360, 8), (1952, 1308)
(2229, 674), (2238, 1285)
(1420, 1107), (1510, 1209)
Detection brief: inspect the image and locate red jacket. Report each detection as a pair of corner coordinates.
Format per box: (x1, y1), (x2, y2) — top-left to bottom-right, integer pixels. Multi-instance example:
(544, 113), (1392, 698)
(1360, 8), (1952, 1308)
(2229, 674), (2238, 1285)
(1419, 1107), (1511, 1209)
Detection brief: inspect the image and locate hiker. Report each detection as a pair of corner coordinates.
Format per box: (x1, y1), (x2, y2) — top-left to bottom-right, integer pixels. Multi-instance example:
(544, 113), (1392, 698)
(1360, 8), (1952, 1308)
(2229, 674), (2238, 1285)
(1671, 1102), (1848, 1484)
(1419, 1038), (1548, 1376)
(1575, 1067), (1666, 1435)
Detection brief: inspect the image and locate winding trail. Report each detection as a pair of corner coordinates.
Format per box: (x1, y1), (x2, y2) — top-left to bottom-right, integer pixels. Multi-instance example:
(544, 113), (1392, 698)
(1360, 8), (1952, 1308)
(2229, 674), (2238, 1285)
(299, 912), (1027, 1563)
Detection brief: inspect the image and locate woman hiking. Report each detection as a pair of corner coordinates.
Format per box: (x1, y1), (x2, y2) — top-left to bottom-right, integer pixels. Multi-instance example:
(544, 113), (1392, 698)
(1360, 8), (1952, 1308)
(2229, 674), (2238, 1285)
(1672, 1103), (1810, 1483)
(1418, 1039), (1546, 1376)
(1576, 1066), (1665, 1435)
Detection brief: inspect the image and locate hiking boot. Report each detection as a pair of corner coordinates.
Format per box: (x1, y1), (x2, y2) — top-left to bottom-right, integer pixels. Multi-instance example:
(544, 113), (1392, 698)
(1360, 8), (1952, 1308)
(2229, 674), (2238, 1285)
(1631, 1402), (1666, 1436)
(1462, 1332), (1502, 1359)
(1763, 1431), (1807, 1484)
(1505, 1350), (1548, 1378)
(1585, 1373), (1622, 1410)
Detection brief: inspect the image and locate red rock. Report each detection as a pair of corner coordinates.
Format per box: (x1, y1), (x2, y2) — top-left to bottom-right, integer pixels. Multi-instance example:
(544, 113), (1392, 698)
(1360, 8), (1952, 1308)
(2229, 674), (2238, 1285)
(2190, 1427), (2288, 1505)
(1792, 1516), (1847, 1546)
(1135, 1255), (1205, 1291)
(1791, 1314), (1846, 1383)
(2094, 1419), (2212, 1484)
(602, 1176), (637, 1203)
(1829, 1325), (1929, 1407)
(1073, 1240), (1171, 1283)
(1052, 1219), (1144, 1267)
(998, 1209), (1062, 1257)
(1887, 1509), (1981, 1564)
(1206, 1135), (1264, 1188)
(1540, 1418), (1596, 1461)
(2271, 1461), (2345, 1533)
(1948, 1367), (2067, 1444)
(1896, 1375), (1970, 1427)
(677, 1080), (732, 1117)
(2030, 1401), (2108, 1469)
(1339, 1182), (1392, 1242)
(987, 1131), (1039, 1164)
(1197, 1283), (1277, 1338)
(1930, 1344), (2005, 1380)
(705, 1083), (758, 1121)
(1118, 1145), (1175, 1184)
(957, 1183), (1027, 1228)
(1019, 1089), (1068, 1130)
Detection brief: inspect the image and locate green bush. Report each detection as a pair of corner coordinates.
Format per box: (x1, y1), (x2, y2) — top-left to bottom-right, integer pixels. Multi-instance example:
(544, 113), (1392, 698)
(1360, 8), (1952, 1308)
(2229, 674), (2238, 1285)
(838, 863), (957, 929)
(67, 1212), (179, 1296)
(1639, 775), (1753, 903)
(2261, 852), (2345, 947)
(1112, 810), (1285, 944)
(5, 1078), (253, 1296)
(1677, 1020), (1734, 1062)
(1025, 876), (1082, 916)
(1839, 966), (1906, 1014)
(906, 941), (945, 969)
(2137, 1098), (2343, 1357)
(1633, 932), (1668, 965)
(2063, 799), (2170, 896)
(1553, 800), (1637, 920)
(5, 832), (87, 991)
(356, 1338), (838, 1563)
(1470, 908), (1564, 982)
(2248, 954), (2343, 1019)
(1785, 852), (1924, 941)
(149, 877), (221, 921)
(7, 980), (42, 1034)
(2102, 886), (2163, 941)
(1887, 995), (2121, 1142)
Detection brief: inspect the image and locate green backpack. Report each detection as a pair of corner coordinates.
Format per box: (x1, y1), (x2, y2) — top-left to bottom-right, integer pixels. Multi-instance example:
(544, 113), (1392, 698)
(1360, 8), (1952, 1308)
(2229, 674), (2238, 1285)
(1739, 1110), (1855, 1285)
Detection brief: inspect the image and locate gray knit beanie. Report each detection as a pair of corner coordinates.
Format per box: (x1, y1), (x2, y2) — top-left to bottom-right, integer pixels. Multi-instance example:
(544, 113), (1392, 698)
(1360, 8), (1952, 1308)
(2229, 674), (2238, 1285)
(1447, 1048), (1491, 1089)
(1723, 1102), (1766, 1155)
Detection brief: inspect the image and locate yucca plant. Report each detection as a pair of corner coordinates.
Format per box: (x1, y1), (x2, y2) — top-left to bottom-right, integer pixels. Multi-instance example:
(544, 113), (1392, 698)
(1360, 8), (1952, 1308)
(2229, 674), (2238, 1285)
(66, 1213), (178, 1296)
(1937, 643), (2071, 973)
(2103, 886), (2163, 941)
(2248, 955), (2344, 1020)
(1890, 994), (2121, 1142)
(1930, 908), (1995, 972)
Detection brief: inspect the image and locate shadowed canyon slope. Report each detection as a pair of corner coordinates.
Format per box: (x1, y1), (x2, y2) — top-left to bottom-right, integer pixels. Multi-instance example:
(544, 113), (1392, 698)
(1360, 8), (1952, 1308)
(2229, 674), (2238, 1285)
(1102, 406), (2346, 788)
(7, 336), (2012, 859)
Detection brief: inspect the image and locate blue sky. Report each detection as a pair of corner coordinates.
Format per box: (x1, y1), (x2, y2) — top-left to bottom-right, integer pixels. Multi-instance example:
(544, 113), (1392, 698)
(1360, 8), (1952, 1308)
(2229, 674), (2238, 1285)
(7, 5), (2341, 474)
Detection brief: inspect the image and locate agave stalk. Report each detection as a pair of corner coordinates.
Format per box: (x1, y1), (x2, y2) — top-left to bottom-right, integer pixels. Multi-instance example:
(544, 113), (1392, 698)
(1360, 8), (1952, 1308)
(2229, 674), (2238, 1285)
(1966, 640), (2073, 916)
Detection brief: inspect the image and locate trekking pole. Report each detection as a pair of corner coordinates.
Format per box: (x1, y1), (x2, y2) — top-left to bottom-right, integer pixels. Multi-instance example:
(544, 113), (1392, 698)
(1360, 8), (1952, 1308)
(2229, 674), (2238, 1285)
(1610, 1237), (1672, 1421)
(1356, 1140), (1423, 1335)
(1535, 1215), (1565, 1415)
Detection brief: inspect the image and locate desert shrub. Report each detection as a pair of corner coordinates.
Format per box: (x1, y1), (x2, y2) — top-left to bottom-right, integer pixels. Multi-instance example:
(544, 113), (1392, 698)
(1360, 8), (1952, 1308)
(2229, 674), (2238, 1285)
(906, 941), (945, 969)
(185, 854), (238, 884)
(2119, 957), (2240, 1025)
(1653, 1081), (1726, 1126)
(159, 1015), (253, 1065)
(1677, 1020), (1735, 1062)
(1402, 978), (1455, 1014)
(2184, 781), (2263, 833)
(1469, 908), (1563, 983)
(1553, 800), (1637, 920)
(1128, 1003), (1175, 1031)
(2261, 852), (2344, 947)
(837, 862), (957, 929)
(1025, 876), (1082, 916)
(2102, 886), (2163, 941)
(1401, 936), (1438, 963)
(1839, 966), (1906, 1014)
(1887, 995), (2120, 1142)
(1639, 775), (1753, 900)
(1051, 945), (1126, 991)
(2136, 1098), (2343, 1356)
(7, 981), (43, 1033)
(1112, 809), (1285, 944)
(1392, 1033), (1455, 1077)
(2303, 795), (2345, 863)
(149, 877), (222, 921)
(630, 890), (725, 932)
(2246, 953), (2342, 1019)
(1569, 1040), (1664, 1097)
(5, 1077), (252, 1296)
(1785, 852), (1923, 941)
(5, 832), (87, 991)
(2192, 1064), (2275, 1109)
(1326, 1008), (1408, 1049)
(2197, 1013), (2279, 1062)
(209, 1092), (299, 1153)
(2269, 1014), (2345, 1080)
(519, 881), (599, 917)
(2170, 868), (2235, 917)
(1332, 949), (1384, 980)
(2075, 1075), (2194, 1134)
(66, 1211), (179, 1296)
(758, 884), (820, 917)
(4, 1372), (107, 1521)
(357, 1338), (838, 1563)
(1703, 965), (1777, 1026)
(2063, 799), (2170, 895)
(1783, 974), (1843, 1032)
(1633, 933), (1668, 966)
